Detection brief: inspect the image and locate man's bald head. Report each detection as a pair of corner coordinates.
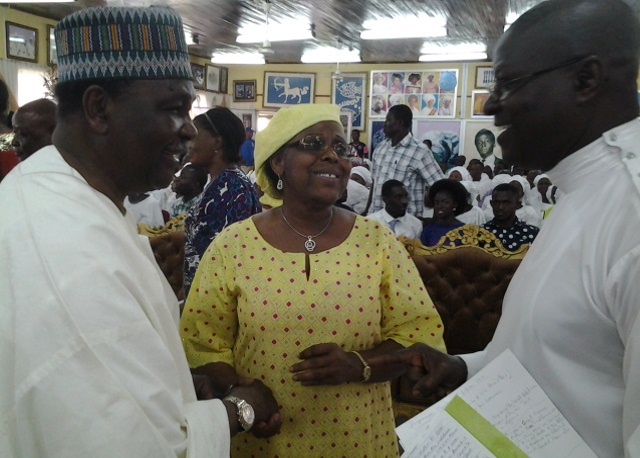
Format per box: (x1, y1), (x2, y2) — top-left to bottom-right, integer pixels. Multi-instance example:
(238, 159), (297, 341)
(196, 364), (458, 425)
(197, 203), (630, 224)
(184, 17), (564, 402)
(12, 98), (57, 161)
(504, 0), (640, 72)
(485, 0), (640, 171)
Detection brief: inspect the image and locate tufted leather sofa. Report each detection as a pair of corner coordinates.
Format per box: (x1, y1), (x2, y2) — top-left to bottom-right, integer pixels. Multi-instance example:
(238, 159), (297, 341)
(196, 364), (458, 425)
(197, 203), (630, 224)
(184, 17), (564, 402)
(393, 225), (529, 414)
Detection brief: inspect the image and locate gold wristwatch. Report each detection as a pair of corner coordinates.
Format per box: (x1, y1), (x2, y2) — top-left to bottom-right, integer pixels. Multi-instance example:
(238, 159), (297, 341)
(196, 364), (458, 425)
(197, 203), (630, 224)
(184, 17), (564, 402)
(352, 351), (371, 382)
(223, 395), (255, 431)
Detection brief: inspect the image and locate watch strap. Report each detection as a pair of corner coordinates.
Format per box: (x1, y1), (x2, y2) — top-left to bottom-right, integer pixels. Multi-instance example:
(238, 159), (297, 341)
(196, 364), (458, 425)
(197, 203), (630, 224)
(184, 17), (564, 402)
(351, 351), (371, 382)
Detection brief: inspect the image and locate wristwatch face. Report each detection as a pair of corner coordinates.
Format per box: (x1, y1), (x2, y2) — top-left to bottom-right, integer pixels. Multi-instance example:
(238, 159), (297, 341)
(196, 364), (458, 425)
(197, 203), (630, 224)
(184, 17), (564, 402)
(239, 402), (255, 430)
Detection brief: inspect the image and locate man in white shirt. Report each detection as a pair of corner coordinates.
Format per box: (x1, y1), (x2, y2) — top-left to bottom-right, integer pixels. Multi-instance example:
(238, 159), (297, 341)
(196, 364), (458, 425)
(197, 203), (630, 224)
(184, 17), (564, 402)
(372, 1), (640, 456)
(367, 179), (423, 238)
(0, 6), (280, 457)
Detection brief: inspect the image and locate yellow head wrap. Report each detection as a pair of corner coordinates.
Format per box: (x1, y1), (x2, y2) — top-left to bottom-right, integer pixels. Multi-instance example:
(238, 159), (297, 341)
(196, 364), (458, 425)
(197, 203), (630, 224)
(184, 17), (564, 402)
(255, 104), (342, 199)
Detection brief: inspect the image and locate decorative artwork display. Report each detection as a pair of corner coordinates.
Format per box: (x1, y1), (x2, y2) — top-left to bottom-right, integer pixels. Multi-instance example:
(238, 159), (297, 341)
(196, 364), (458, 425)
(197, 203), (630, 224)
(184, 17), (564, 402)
(47, 25), (57, 66)
(191, 63), (206, 90)
(475, 66), (496, 89)
(471, 90), (491, 117)
(205, 64), (220, 92)
(463, 121), (503, 164)
(369, 69), (458, 118)
(369, 120), (386, 157)
(6, 22), (38, 62)
(219, 67), (228, 94)
(415, 120), (462, 168)
(264, 72), (315, 108)
(234, 80), (256, 102)
(332, 73), (366, 130)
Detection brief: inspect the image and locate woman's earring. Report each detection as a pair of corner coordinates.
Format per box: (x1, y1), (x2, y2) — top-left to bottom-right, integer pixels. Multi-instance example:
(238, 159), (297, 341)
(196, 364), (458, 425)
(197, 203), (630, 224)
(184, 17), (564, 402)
(276, 176), (283, 190)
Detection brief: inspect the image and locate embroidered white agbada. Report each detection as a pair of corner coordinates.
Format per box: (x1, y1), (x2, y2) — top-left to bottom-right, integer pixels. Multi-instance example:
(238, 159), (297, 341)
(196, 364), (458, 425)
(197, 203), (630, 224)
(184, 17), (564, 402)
(0, 146), (230, 457)
(460, 120), (640, 458)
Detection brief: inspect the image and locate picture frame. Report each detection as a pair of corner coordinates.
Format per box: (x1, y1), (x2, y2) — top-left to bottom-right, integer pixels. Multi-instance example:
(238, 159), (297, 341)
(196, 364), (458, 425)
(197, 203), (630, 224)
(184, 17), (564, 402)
(264, 72), (315, 108)
(471, 90), (491, 117)
(332, 73), (366, 130)
(475, 66), (496, 89)
(233, 80), (256, 102)
(219, 67), (228, 94)
(463, 121), (503, 163)
(205, 64), (221, 92)
(369, 69), (458, 119)
(47, 25), (57, 66)
(6, 21), (38, 63)
(191, 63), (206, 90)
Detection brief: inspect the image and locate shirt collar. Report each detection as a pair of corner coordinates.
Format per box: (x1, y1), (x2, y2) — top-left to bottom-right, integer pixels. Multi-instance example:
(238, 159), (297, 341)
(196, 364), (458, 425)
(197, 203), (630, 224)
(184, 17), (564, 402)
(548, 118), (640, 194)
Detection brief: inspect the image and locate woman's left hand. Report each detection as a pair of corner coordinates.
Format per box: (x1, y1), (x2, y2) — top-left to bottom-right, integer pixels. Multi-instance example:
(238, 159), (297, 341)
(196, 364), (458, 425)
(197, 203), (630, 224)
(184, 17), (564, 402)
(290, 343), (362, 386)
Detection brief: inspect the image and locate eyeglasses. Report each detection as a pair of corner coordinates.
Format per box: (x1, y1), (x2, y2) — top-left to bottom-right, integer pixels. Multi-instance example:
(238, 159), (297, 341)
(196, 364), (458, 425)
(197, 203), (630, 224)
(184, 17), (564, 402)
(489, 56), (587, 102)
(286, 134), (349, 157)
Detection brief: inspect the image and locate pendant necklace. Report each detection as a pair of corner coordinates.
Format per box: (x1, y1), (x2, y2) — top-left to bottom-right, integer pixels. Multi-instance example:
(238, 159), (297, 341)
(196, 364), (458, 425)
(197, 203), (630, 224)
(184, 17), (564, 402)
(280, 207), (334, 252)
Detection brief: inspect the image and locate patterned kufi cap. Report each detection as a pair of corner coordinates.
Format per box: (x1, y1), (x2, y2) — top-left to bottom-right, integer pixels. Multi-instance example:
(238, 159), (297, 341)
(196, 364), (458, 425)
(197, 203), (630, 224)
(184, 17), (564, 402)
(55, 6), (192, 83)
(255, 104), (342, 199)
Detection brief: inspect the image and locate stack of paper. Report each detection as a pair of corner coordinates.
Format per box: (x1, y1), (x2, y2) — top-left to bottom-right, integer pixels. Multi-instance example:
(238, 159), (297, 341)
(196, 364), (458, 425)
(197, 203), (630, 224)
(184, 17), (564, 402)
(396, 349), (596, 457)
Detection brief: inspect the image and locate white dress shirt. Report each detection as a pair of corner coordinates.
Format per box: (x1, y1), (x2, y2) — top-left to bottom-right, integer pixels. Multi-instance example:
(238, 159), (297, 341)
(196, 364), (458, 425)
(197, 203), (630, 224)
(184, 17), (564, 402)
(366, 208), (423, 239)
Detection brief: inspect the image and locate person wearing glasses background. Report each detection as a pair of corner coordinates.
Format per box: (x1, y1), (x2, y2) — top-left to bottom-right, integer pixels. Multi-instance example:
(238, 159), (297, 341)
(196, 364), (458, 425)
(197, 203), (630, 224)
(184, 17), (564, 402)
(180, 104), (446, 457)
(183, 107), (261, 297)
(371, 1), (640, 456)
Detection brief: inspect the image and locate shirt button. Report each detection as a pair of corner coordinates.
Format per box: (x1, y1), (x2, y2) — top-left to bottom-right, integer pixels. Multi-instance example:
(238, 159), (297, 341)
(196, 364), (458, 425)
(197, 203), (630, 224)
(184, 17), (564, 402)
(626, 152), (636, 160)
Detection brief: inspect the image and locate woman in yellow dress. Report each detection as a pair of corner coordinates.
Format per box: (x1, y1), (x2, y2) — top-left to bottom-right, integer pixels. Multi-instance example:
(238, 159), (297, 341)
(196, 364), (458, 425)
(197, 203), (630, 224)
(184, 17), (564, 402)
(180, 104), (446, 457)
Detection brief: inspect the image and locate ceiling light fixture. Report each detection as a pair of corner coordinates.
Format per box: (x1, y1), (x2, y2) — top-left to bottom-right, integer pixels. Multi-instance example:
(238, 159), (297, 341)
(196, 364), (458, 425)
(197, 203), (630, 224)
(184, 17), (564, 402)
(504, 12), (521, 31)
(301, 46), (361, 63)
(361, 14), (447, 40)
(211, 52), (265, 65)
(237, 18), (312, 43)
(419, 42), (487, 62)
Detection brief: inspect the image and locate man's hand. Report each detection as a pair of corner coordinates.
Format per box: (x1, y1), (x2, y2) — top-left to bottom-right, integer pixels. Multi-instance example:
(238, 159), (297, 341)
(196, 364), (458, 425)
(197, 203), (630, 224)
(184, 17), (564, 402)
(227, 379), (282, 438)
(368, 343), (468, 400)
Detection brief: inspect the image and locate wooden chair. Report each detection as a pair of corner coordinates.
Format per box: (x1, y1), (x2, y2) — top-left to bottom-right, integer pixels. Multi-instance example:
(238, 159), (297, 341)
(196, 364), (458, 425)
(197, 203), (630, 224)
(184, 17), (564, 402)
(393, 224), (529, 419)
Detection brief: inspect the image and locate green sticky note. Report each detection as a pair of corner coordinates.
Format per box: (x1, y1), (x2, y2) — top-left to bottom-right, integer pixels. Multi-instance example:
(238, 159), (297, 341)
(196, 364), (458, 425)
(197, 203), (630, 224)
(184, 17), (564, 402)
(445, 395), (528, 458)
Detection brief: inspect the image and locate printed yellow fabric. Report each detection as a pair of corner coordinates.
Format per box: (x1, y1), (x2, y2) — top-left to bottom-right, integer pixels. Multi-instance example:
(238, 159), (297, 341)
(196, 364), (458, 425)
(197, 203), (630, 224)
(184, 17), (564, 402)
(181, 216), (446, 457)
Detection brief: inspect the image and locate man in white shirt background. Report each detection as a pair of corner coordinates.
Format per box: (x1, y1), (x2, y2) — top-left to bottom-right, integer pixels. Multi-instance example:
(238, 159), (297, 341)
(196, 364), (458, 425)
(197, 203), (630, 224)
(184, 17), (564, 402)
(366, 179), (423, 238)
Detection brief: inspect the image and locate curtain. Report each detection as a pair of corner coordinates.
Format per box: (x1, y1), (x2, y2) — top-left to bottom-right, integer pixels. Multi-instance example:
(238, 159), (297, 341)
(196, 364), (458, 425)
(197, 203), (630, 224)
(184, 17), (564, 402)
(0, 58), (49, 107)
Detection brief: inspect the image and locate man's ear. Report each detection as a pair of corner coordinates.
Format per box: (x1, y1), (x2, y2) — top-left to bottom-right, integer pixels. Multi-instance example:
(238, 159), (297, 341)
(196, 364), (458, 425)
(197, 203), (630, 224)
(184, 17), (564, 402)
(575, 56), (604, 104)
(82, 85), (110, 135)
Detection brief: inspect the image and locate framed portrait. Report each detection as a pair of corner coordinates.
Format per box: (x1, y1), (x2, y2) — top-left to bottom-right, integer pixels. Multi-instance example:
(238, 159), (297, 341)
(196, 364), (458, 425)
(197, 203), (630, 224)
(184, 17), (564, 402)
(191, 63), (206, 90)
(475, 66), (496, 89)
(205, 64), (221, 92)
(6, 22), (38, 63)
(332, 73), (366, 130)
(47, 25), (57, 66)
(368, 120), (386, 158)
(369, 69), (458, 119)
(471, 90), (491, 118)
(463, 121), (503, 163)
(339, 110), (353, 139)
(415, 120), (462, 168)
(219, 67), (228, 94)
(264, 72), (315, 108)
(233, 80), (256, 102)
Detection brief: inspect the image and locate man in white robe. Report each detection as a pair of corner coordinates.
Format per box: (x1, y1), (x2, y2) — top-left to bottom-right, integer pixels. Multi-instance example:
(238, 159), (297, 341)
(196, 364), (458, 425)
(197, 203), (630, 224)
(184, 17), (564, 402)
(373, 1), (640, 456)
(0, 6), (280, 457)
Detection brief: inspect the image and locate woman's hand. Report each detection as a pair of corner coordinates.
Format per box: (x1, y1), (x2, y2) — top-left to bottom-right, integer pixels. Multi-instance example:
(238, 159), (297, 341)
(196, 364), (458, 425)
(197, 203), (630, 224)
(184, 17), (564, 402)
(289, 342), (363, 386)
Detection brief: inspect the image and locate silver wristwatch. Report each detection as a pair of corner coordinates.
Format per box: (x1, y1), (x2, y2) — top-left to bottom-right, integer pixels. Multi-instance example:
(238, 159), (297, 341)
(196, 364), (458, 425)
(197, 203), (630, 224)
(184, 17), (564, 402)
(223, 395), (255, 431)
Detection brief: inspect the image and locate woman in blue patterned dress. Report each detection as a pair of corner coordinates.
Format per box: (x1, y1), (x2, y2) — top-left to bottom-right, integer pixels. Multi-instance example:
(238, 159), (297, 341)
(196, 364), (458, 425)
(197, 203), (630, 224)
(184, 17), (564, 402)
(183, 108), (261, 296)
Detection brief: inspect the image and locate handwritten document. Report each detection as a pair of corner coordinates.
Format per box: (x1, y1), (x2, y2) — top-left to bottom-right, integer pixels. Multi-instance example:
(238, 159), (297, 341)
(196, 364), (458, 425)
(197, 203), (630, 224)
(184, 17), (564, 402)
(396, 349), (596, 457)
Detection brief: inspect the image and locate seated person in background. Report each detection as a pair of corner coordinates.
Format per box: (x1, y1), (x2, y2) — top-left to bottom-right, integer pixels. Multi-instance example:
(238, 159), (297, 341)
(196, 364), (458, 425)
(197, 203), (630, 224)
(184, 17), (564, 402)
(125, 191), (166, 228)
(454, 155), (467, 167)
(457, 182), (487, 225)
(350, 165), (372, 188)
(169, 163), (207, 218)
(345, 173), (370, 215)
(11, 98), (57, 162)
(240, 127), (255, 173)
(483, 183), (539, 251)
(420, 179), (468, 246)
(446, 166), (471, 182)
(367, 179), (423, 238)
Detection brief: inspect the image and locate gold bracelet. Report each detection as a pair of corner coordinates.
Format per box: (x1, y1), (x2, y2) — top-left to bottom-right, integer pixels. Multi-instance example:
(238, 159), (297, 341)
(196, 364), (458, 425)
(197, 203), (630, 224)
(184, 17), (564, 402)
(351, 351), (372, 382)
